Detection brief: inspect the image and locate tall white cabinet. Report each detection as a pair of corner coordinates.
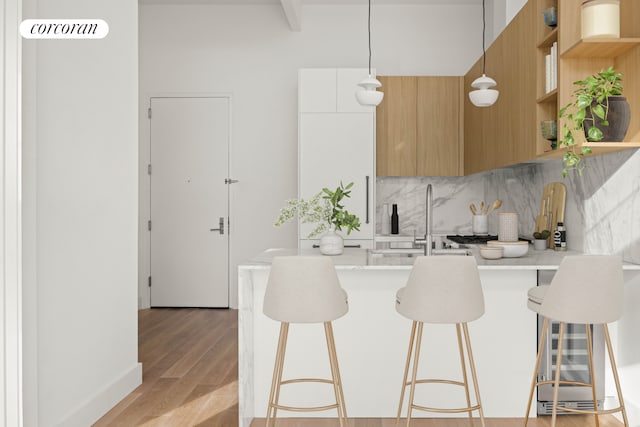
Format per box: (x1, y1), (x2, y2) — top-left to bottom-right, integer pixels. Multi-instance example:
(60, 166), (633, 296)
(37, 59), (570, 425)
(298, 68), (376, 249)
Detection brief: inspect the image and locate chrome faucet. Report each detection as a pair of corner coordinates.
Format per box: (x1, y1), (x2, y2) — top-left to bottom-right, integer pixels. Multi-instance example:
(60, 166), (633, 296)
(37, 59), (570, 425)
(414, 184), (433, 256)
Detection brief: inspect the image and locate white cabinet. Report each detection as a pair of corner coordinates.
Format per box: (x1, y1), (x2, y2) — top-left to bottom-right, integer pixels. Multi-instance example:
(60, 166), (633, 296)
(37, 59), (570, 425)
(298, 69), (336, 113)
(298, 68), (375, 246)
(298, 68), (375, 113)
(336, 69), (376, 113)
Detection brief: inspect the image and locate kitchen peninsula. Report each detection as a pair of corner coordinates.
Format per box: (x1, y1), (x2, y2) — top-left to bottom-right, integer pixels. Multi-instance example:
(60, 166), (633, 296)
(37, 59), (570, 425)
(238, 247), (640, 427)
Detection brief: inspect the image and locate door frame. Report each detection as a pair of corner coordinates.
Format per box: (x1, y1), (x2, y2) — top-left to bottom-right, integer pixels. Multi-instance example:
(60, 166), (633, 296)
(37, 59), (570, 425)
(2, 0), (24, 424)
(141, 93), (232, 309)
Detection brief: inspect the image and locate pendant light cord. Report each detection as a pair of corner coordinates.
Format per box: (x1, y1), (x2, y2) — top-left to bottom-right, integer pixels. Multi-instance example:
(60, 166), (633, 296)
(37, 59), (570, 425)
(368, 0), (372, 75)
(482, 0), (486, 75)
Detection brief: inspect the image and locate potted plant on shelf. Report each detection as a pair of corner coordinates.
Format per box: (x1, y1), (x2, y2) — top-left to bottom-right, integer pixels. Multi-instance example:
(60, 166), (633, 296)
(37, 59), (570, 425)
(532, 230), (550, 251)
(558, 66), (630, 177)
(275, 181), (361, 255)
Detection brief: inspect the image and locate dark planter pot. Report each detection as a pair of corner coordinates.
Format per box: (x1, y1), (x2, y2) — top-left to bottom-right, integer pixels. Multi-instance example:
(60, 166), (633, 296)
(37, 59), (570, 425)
(584, 96), (631, 142)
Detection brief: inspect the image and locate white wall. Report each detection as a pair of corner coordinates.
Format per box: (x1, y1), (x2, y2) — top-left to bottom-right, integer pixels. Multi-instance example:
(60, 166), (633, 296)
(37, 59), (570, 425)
(139, 3), (483, 308)
(2, 0), (23, 425)
(22, 1), (141, 425)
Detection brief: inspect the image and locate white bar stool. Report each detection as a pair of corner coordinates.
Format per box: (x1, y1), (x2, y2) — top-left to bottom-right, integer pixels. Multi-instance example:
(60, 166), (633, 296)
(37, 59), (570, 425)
(524, 255), (629, 427)
(263, 256), (349, 427)
(395, 256), (486, 427)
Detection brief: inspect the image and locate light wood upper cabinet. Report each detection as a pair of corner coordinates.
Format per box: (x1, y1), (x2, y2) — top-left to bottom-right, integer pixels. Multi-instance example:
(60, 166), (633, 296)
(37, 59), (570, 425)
(417, 77), (463, 176)
(464, 0), (640, 171)
(463, 0), (537, 175)
(376, 76), (417, 176)
(376, 76), (462, 176)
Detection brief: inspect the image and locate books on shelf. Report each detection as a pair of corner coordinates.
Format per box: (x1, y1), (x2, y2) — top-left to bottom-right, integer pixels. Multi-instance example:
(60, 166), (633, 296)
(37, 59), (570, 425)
(545, 41), (558, 94)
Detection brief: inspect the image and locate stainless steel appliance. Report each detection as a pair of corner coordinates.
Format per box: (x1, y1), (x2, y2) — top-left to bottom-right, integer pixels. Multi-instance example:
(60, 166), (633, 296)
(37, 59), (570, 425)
(536, 316), (605, 414)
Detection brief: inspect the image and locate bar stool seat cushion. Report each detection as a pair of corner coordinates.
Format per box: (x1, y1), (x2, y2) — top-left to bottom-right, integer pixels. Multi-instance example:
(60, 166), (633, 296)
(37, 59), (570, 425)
(527, 285), (549, 312)
(528, 255), (623, 324)
(264, 256), (348, 323)
(396, 256), (484, 324)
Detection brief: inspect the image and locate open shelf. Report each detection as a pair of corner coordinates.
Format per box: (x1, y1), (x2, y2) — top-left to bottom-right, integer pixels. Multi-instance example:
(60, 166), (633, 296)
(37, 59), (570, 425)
(537, 28), (558, 49)
(562, 38), (640, 58)
(537, 89), (557, 104)
(536, 142), (640, 159)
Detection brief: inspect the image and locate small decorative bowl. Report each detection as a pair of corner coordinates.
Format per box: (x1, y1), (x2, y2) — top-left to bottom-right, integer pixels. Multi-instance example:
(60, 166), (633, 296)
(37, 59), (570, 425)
(543, 7), (557, 28)
(479, 245), (504, 260)
(487, 240), (529, 258)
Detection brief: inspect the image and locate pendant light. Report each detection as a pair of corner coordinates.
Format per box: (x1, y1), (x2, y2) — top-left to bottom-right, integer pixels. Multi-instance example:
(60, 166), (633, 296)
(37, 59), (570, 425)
(469, 0), (499, 107)
(356, 0), (384, 106)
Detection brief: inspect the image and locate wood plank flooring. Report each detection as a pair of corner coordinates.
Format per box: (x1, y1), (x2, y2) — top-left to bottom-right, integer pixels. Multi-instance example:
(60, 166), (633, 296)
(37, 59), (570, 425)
(94, 308), (238, 426)
(94, 308), (623, 427)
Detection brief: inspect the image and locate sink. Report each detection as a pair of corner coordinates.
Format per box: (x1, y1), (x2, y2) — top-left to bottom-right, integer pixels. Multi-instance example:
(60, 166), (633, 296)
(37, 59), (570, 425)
(368, 248), (471, 258)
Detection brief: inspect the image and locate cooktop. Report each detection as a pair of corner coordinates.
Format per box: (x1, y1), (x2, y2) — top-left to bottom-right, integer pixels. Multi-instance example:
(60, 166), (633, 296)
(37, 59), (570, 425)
(446, 235), (498, 244)
(446, 235), (531, 244)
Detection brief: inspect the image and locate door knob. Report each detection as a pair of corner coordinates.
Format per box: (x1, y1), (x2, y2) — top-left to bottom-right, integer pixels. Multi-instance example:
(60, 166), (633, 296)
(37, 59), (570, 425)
(210, 217), (224, 235)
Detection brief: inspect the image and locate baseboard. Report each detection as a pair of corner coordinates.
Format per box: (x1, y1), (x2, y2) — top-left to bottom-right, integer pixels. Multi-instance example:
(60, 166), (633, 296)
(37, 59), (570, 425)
(56, 362), (142, 427)
(614, 364), (640, 425)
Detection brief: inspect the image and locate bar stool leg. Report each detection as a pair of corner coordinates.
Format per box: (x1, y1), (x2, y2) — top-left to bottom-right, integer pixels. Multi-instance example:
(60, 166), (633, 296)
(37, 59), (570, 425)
(456, 323), (472, 421)
(524, 317), (549, 427)
(325, 322), (347, 427)
(462, 322), (486, 427)
(327, 322), (348, 420)
(396, 321), (417, 427)
(266, 322), (289, 427)
(585, 324), (600, 427)
(406, 322), (424, 427)
(603, 324), (630, 427)
(551, 321), (565, 427)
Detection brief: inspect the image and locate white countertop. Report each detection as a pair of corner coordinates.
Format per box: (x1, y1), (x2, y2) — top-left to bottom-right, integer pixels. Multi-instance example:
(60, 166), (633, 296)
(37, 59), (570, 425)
(243, 247), (640, 271)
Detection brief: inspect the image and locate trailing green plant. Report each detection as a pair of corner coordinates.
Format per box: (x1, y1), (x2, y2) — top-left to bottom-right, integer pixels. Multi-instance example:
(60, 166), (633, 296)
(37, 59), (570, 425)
(558, 66), (623, 177)
(274, 181), (361, 237)
(533, 230), (550, 240)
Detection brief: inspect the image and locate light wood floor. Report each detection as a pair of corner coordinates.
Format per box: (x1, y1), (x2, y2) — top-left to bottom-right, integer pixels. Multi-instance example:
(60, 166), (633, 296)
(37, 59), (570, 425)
(94, 308), (623, 427)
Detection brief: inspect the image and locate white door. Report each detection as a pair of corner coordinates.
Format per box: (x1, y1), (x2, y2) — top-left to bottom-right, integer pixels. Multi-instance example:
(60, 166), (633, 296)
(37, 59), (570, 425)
(150, 97), (229, 307)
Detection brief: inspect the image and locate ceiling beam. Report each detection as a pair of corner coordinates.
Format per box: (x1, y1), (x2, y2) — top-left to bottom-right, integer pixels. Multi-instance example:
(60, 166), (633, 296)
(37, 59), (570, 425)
(280, 0), (302, 31)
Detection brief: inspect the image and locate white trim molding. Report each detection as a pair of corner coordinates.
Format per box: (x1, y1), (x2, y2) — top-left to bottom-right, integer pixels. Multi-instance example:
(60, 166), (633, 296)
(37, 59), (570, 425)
(1, 0), (24, 426)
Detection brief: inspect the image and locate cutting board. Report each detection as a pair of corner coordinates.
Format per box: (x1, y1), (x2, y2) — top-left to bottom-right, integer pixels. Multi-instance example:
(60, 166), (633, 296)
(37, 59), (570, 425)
(536, 182), (567, 248)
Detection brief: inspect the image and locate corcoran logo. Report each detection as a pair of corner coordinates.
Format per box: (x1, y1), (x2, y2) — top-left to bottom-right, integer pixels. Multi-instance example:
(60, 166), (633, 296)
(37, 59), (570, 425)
(20, 19), (109, 39)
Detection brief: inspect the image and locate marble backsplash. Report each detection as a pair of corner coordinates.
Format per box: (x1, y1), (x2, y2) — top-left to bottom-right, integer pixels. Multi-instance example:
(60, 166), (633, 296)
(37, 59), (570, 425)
(539, 149), (640, 264)
(376, 164), (542, 239)
(376, 148), (640, 264)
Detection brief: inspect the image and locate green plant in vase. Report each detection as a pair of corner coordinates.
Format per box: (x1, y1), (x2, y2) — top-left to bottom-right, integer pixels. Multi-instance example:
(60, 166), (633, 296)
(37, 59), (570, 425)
(275, 181), (361, 237)
(558, 66), (629, 177)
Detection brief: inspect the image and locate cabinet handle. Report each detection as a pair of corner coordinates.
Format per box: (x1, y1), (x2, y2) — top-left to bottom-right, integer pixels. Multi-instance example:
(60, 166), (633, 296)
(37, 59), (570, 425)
(312, 244), (361, 249)
(365, 175), (370, 224)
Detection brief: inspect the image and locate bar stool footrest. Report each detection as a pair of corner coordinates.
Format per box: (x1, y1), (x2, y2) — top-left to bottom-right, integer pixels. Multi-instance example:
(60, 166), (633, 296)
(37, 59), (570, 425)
(269, 377), (343, 413)
(280, 378), (334, 386)
(411, 403), (482, 414)
(403, 378), (465, 388)
(555, 405), (625, 416)
(271, 403), (339, 412)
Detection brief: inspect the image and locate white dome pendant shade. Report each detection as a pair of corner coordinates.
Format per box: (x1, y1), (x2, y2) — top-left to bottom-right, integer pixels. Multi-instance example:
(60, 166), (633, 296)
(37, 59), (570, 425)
(469, 0), (499, 108)
(356, 74), (384, 106)
(469, 74), (499, 107)
(355, 0), (383, 107)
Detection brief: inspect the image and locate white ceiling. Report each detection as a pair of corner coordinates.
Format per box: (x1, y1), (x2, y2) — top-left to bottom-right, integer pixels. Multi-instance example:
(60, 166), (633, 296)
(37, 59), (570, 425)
(139, 0), (481, 4)
(138, 0), (483, 31)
